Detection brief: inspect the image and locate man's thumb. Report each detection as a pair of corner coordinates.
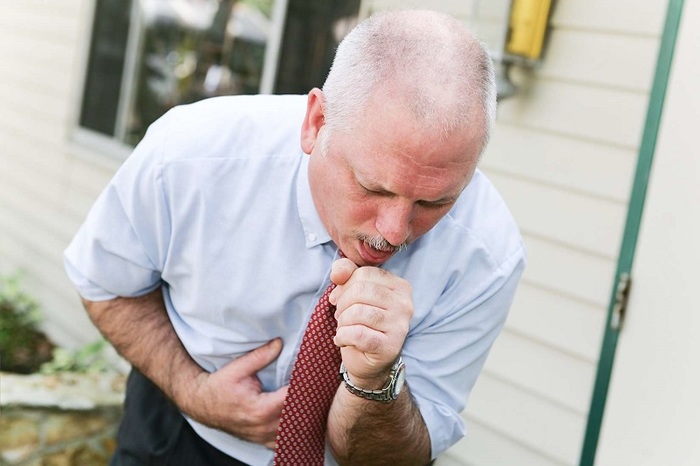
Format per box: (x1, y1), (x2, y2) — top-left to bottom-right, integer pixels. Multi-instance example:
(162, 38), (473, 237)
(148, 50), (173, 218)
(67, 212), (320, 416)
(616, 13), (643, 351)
(330, 257), (357, 286)
(230, 338), (283, 375)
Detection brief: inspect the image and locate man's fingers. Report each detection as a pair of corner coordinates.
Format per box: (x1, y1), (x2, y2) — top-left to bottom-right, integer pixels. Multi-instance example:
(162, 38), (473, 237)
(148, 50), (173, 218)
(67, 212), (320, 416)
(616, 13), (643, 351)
(338, 265), (401, 287)
(248, 385), (288, 447)
(334, 324), (386, 354)
(259, 384), (289, 408)
(224, 338), (283, 377)
(336, 303), (386, 330)
(250, 385), (288, 425)
(331, 265), (412, 307)
(334, 283), (413, 325)
(216, 384), (288, 446)
(334, 281), (391, 314)
(265, 439), (277, 450)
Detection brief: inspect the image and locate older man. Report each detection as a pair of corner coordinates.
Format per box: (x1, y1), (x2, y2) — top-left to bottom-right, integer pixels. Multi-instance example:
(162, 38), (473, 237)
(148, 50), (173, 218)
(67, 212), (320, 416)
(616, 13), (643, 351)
(64, 9), (525, 466)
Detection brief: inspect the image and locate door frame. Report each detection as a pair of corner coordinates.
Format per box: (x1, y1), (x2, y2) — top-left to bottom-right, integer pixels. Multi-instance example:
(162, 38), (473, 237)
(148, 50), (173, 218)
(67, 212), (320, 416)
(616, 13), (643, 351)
(579, 0), (686, 464)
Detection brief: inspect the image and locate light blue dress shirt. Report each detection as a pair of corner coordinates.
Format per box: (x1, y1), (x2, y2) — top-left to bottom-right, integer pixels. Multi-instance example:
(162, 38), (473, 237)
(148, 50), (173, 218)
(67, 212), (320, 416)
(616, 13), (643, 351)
(64, 94), (526, 465)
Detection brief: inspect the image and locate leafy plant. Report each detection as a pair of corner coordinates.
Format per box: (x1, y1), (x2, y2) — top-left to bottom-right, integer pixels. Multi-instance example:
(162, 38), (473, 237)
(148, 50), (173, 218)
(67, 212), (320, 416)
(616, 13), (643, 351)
(0, 274), (55, 373)
(0, 274), (115, 375)
(40, 340), (111, 374)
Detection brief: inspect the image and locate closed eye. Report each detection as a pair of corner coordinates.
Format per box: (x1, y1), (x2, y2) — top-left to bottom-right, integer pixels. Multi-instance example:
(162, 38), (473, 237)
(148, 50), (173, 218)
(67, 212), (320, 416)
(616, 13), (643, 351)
(416, 199), (455, 209)
(359, 182), (394, 198)
(358, 178), (457, 208)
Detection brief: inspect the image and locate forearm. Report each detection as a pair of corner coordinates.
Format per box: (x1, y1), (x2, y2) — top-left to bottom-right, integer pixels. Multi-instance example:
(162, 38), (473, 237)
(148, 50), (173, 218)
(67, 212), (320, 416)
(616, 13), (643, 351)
(82, 287), (203, 413)
(327, 383), (431, 465)
(83, 288), (288, 445)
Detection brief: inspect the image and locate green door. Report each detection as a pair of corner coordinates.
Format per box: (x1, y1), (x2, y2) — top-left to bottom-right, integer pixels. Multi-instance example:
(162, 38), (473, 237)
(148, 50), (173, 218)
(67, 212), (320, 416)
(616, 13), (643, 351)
(579, 0), (686, 463)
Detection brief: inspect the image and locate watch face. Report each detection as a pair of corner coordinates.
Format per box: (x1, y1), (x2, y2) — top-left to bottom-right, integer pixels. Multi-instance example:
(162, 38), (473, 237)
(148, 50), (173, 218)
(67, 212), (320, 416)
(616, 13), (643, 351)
(392, 363), (406, 398)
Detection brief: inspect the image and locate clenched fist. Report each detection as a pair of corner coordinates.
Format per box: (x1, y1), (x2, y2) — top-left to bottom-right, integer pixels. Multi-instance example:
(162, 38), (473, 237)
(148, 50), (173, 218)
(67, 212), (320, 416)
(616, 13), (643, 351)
(329, 258), (413, 389)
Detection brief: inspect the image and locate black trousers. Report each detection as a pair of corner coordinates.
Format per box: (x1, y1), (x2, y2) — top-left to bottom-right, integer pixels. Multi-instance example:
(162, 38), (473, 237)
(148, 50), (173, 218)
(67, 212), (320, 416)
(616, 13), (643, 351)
(110, 369), (248, 466)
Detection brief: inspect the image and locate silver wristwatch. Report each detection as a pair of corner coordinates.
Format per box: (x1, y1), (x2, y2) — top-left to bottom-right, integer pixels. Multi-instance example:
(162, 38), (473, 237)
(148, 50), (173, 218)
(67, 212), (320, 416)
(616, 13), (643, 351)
(339, 357), (406, 403)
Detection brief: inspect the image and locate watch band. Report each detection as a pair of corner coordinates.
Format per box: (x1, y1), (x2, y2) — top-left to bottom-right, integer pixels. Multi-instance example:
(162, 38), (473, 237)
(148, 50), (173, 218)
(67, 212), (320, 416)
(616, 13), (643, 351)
(339, 357), (405, 403)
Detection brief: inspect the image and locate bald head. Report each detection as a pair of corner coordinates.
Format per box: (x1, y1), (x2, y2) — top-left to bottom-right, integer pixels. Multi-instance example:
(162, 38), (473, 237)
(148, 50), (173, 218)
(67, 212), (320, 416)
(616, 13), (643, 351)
(321, 9), (496, 155)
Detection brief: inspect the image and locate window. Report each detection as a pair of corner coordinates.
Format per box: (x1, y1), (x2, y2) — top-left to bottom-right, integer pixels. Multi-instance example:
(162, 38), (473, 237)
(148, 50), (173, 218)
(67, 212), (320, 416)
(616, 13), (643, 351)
(78, 0), (360, 149)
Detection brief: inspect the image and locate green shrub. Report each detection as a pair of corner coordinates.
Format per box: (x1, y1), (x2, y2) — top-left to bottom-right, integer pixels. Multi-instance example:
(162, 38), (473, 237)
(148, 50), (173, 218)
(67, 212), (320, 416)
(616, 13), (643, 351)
(0, 274), (114, 374)
(0, 274), (55, 373)
(40, 340), (111, 374)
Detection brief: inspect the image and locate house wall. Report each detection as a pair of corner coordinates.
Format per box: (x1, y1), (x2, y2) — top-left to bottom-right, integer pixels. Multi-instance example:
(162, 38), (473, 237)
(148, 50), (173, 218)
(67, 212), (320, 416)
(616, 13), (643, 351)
(0, 0), (689, 465)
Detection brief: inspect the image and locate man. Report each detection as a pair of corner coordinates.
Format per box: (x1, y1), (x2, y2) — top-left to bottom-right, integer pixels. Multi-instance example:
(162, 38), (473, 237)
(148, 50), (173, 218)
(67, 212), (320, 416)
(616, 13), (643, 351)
(64, 9), (525, 466)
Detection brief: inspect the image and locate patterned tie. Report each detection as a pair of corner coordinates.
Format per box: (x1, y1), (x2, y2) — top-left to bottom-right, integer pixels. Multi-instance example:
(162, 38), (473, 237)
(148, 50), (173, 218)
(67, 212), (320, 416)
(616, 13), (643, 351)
(273, 280), (342, 465)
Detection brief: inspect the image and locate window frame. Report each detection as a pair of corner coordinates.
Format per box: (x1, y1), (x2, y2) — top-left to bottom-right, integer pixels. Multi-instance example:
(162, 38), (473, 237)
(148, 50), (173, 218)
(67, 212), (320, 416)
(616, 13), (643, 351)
(71, 0), (291, 160)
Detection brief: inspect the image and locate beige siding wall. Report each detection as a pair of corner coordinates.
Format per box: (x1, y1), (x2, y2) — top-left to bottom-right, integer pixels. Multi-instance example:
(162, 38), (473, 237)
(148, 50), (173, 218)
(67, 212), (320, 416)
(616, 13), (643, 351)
(0, 0), (119, 347)
(359, 0), (666, 465)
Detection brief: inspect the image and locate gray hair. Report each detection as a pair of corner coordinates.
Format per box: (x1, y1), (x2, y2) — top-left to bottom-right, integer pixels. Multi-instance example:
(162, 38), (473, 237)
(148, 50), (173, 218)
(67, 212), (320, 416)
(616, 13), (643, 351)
(321, 9), (496, 157)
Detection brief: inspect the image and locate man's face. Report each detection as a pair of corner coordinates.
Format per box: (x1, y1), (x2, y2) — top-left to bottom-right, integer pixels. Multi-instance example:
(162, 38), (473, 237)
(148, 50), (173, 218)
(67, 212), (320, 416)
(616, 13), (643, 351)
(303, 90), (482, 267)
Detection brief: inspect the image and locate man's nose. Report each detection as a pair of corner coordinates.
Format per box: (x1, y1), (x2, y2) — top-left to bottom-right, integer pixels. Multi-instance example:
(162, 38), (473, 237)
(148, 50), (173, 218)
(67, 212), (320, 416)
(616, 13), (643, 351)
(375, 200), (413, 247)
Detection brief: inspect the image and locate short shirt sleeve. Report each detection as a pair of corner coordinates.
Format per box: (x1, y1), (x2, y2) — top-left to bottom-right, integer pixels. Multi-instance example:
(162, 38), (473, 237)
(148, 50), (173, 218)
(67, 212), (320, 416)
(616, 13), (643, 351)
(64, 111), (176, 301)
(402, 240), (526, 459)
(332, 166), (529, 460)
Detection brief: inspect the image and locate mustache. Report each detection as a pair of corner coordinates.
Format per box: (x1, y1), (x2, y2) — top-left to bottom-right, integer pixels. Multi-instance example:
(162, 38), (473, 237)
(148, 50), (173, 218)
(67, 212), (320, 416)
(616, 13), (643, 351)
(356, 233), (409, 252)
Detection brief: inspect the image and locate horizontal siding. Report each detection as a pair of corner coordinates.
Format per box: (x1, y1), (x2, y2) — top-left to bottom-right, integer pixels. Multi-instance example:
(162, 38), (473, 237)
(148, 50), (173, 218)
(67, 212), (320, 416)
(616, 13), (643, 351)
(361, 0), (511, 54)
(0, 178), (84, 319)
(471, 0), (511, 19)
(0, 13), (85, 79)
(521, 234), (617, 308)
(481, 125), (636, 203)
(482, 330), (596, 414)
(551, 0), (667, 35)
(466, 0), (511, 52)
(438, 420), (567, 466)
(497, 79), (649, 148)
(0, 125), (68, 181)
(0, 122), (115, 223)
(540, 29), (659, 91)
(0, 100), (69, 145)
(0, 43), (78, 97)
(0, 13), (83, 47)
(0, 174), (79, 248)
(0, 74), (74, 128)
(505, 283), (606, 362)
(363, 0), (474, 17)
(465, 374), (587, 465)
(488, 172), (627, 258)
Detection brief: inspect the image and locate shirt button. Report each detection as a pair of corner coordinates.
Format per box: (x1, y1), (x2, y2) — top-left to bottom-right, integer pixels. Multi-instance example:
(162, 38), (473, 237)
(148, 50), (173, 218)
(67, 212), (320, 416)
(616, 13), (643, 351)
(308, 233), (317, 241)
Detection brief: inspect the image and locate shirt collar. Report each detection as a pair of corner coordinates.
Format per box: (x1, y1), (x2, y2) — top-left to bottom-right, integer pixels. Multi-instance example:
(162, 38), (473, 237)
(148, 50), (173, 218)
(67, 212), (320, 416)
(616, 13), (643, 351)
(297, 155), (332, 248)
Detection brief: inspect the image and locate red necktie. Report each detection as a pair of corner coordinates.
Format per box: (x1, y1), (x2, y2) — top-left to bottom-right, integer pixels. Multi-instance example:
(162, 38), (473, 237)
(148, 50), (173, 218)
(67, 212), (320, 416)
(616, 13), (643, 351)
(274, 281), (342, 465)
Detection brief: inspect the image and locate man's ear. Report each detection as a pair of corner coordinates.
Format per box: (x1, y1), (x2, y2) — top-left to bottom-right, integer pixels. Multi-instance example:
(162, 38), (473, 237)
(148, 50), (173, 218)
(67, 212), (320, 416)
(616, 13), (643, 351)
(301, 88), (325, 155)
